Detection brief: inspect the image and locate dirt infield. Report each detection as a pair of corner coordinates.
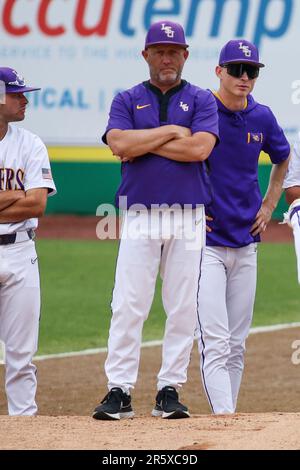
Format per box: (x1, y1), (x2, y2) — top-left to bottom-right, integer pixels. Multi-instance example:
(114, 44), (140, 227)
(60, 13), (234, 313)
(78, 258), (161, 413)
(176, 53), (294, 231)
(0, 328), (299, 449)
(36, 215), (293, 243)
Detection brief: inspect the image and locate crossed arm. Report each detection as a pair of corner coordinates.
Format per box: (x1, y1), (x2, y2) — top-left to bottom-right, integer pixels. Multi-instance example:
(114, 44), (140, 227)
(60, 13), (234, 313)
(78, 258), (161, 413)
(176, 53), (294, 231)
(0, 188), (48, 223)
(106, 125), (217, 163)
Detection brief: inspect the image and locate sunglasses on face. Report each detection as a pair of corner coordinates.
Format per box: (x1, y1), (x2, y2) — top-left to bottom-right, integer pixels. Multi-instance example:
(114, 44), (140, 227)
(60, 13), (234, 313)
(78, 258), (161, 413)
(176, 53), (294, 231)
(221, 63), (260, 80)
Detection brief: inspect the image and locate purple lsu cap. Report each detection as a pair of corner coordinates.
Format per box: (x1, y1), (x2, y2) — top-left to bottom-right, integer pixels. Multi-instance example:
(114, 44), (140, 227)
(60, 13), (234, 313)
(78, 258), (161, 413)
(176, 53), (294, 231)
(0, 67), (41, 93)
(219, 39), (265, 67)
(145, 21), (189, 49)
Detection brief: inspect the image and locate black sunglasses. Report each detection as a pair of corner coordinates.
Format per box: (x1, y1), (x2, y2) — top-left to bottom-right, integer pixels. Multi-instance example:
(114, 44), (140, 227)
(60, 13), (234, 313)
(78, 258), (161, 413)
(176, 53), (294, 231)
(221, 63), (260, 80)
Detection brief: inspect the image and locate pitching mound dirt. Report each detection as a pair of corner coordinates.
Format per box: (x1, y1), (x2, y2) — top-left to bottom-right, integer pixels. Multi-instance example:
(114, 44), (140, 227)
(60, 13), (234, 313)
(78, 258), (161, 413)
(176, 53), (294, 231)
(0, 413), (299, 450)
(0, 328), (300, 450)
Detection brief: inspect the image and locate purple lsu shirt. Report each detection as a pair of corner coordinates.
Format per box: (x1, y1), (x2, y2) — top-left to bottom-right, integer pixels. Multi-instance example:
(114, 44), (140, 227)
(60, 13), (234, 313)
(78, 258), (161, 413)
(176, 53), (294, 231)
(102, 81), (219, 208)
(206, 94), (290, 248)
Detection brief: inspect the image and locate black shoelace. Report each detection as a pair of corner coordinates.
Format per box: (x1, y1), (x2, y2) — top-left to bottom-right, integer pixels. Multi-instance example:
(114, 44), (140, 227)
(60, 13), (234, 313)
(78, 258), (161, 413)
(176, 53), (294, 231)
(101, 389), (123, 404)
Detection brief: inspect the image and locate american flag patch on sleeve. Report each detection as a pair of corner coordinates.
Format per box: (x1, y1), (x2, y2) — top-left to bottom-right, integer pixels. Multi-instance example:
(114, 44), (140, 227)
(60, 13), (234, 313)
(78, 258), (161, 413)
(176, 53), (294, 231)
(42, 168), (52, 180)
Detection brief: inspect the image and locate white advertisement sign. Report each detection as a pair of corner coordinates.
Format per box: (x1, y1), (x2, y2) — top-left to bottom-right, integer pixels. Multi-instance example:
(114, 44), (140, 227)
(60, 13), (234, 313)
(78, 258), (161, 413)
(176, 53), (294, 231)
(0, 0), (299, 145)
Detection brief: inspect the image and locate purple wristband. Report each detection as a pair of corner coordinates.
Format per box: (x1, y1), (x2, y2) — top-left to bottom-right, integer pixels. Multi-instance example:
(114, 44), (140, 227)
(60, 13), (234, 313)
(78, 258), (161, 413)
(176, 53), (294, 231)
(290, 205), (300, 221)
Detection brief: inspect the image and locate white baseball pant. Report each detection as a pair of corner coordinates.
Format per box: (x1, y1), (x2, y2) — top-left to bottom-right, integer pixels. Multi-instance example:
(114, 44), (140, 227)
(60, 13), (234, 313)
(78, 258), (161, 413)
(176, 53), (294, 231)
(0, 239), (40, 415)
(285, 200), (300, 283)
(196, 244), (257, 414)
(105, 207), (205, 393)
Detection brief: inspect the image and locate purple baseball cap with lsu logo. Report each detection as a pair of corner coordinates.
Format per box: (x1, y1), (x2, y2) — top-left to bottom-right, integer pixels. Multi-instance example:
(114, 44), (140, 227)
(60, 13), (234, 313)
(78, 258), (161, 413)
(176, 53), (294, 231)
(145, 21), (189, 49)
(219, 39), (265, 67)
(0, 67), (41, 94)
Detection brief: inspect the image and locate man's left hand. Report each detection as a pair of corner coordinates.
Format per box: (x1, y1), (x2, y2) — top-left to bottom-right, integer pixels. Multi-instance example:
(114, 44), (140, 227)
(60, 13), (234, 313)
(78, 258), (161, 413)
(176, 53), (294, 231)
(251, 202), (273, 236)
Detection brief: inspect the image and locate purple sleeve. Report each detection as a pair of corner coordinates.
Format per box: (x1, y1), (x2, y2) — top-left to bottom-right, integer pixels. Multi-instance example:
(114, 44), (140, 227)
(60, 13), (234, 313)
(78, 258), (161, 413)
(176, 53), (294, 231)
(191, 91), (219, 141)
(262, 110), (290, 163)
(102, 92), (134, 144)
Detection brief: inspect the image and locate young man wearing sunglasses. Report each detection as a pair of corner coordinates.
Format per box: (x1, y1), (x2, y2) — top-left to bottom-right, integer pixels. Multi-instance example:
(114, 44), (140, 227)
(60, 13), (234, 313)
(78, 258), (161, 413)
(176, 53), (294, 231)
(196, 39), (290, 414)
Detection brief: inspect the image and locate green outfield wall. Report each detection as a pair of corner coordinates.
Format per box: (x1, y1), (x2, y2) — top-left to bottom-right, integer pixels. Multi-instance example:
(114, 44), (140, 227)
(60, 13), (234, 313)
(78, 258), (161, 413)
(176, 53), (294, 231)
(47, 162), (120, 215)
(46, 160), (287, 219)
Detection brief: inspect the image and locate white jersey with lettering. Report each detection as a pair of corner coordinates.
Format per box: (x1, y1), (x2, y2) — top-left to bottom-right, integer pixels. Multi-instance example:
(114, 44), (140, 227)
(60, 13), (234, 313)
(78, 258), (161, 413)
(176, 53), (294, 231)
(0, 124), (56, 234)
(0, 123), (56, 415)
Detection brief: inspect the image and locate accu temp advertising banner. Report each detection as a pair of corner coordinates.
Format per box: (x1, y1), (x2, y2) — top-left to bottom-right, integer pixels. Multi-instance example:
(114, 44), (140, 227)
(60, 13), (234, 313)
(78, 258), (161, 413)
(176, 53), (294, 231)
(0, 0), (299, 146)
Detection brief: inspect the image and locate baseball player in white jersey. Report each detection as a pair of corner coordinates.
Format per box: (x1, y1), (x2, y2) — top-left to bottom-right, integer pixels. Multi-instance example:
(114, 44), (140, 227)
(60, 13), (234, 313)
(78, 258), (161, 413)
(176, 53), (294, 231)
(0, 67), (56, 415)
(282, 134), (300, 283)
(196, 40), (290, 414)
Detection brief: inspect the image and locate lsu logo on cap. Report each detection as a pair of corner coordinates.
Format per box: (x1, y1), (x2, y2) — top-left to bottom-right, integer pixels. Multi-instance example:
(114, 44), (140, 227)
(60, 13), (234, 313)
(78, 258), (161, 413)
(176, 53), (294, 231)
(8, 70), (25, 87)
(161, 23), (175, 38)
(239, 42), (252, 58)
(247, 132), (263, 144)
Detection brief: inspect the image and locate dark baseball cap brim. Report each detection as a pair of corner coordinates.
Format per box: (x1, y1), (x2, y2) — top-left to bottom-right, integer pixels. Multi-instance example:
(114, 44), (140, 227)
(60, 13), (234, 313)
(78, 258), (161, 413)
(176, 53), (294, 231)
(6, 85), (41, 93)
(145, 40), (189, 48)
(221, 58), (265, 68)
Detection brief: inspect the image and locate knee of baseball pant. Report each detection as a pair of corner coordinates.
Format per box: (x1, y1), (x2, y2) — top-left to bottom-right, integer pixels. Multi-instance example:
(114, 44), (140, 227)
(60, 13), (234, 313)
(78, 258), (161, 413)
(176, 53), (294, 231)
(227, 343), (246, 367)
(200, 336), (231, 366)
(109, 309), (151, 344)
(230, 339), (246, 354)
(5, 361), (37, 395)
(111, 294), (153, 324)
(4, 347), (37, 370)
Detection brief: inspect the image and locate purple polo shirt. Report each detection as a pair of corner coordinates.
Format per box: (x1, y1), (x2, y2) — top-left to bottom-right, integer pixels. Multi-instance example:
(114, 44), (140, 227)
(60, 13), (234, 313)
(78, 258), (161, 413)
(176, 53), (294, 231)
(102, 80), (219, 208)
(206, 94), (290, 248)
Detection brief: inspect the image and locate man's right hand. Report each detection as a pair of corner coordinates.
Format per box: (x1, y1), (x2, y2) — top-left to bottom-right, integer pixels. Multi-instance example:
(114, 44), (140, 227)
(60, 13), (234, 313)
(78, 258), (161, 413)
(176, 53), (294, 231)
(171, 125), (192, 139)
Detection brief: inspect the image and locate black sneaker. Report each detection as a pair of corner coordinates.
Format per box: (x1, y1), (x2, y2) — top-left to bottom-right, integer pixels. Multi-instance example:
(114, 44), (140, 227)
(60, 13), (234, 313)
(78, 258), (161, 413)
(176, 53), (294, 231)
(151, 386), (190, 419)
(92, 387), (134, 420)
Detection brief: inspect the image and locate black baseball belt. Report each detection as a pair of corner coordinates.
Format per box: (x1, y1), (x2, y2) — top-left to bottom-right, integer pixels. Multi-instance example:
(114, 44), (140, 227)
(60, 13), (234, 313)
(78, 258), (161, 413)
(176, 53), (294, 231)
(0, 229), (35, 245)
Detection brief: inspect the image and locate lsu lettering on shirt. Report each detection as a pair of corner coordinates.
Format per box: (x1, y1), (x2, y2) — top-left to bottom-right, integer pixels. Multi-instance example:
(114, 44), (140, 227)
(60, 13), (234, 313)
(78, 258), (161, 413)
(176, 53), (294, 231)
(102, 80), (219, 208)
(206, 94), (290, 248)
(0, 124), (56, 235)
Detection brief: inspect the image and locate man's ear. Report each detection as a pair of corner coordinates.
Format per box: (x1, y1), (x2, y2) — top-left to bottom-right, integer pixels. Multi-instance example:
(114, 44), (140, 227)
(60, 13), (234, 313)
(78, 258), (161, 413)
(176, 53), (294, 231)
(142, 49), (148, 62)
(215, 65), (223, 79)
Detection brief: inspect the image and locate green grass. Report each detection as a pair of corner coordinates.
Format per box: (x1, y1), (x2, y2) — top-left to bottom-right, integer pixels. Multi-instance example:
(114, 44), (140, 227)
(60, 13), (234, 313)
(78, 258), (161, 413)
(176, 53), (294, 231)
(254, 243), (300, 325)
(36, 240), (300, 355)
(37, 239), (165, 354)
